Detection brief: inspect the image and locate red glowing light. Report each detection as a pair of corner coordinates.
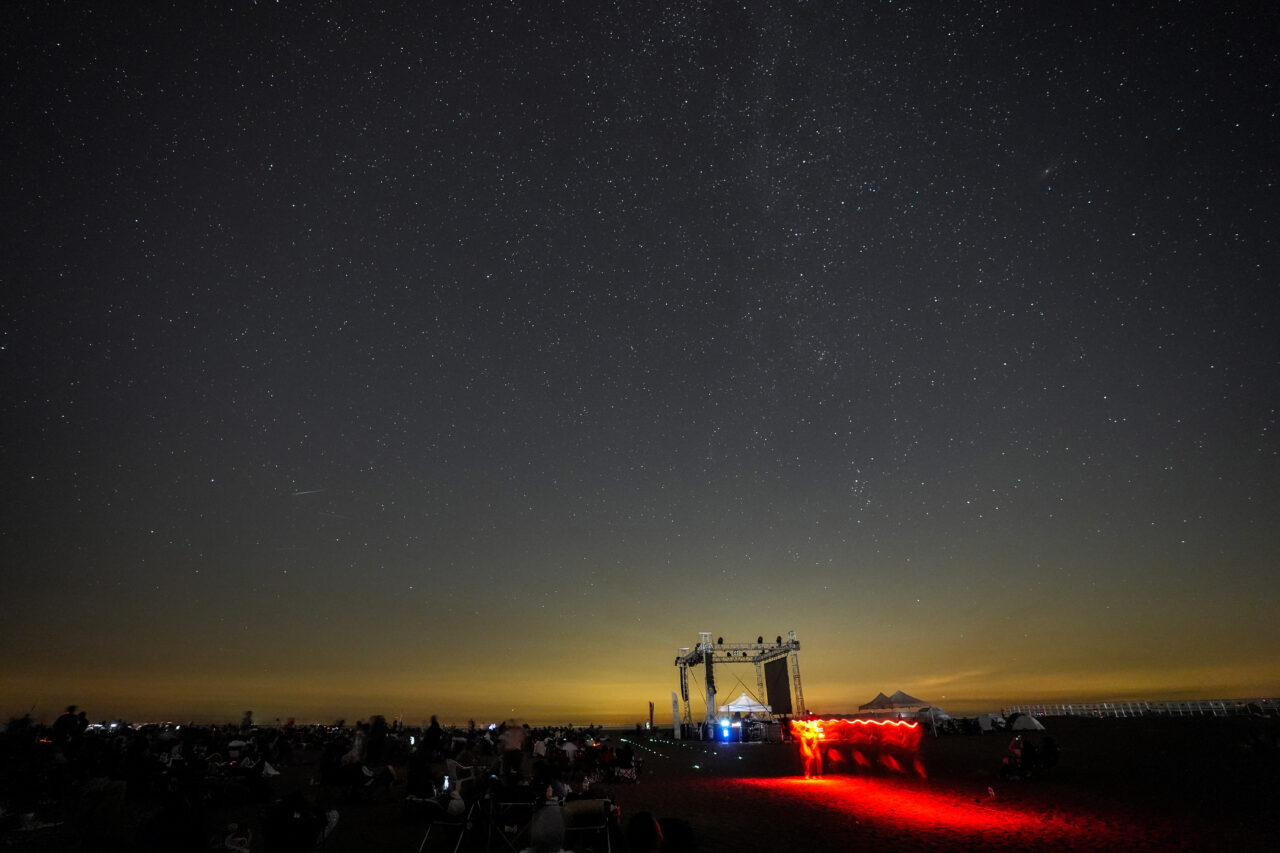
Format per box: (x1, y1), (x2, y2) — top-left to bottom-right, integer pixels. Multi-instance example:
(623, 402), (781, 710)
(792, 718), (923, 749)
(735, 776), (1099, 843)
(792, 718), (924, 778)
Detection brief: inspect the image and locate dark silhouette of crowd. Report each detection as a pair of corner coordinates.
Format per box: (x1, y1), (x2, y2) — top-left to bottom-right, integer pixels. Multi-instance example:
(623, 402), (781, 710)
(0, 708), (674, 852)
(1, 707), (344, 850)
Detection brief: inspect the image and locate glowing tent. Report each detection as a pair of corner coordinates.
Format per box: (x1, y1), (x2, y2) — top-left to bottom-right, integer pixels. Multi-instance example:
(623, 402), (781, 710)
(718, 692), (772, 716)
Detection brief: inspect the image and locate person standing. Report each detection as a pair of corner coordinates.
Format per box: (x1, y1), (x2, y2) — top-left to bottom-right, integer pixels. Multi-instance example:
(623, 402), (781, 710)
(799, 724), (823, 779)
(498, 723), (527, 779)
(423, 714), (444, 761)
(53, 705), (79, 751)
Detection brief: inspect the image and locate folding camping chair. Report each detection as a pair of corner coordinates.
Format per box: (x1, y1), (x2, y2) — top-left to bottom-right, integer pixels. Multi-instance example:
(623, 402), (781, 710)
(561, 798), (612, 853)
(416, 798), (474, 853)
(484, 794), (537, 852)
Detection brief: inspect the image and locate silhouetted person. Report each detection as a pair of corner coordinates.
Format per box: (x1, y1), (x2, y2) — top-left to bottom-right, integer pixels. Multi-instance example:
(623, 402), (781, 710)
(626, 811), (663, 853)
(499, 723), (526, 778)
(366, 715), (389, 764)
(1041, 735), (1059, 769)
(423, 714), (444, 759)
(343, 721), (369, 765)
(1022, 740), (1040, 775)
(53, 705), (79, 751)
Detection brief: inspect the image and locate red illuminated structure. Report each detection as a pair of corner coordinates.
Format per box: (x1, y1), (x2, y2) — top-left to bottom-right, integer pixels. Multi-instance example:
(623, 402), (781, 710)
(791, 717), (925, 778)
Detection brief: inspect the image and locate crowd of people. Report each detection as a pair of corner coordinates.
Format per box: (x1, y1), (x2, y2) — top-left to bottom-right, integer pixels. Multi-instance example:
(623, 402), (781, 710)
(0, 707), (657, 852)
(1, 706), (343, 849)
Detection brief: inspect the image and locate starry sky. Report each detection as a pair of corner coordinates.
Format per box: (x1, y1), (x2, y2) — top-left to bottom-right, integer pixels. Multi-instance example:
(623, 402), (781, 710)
(3, 1), (1278, 725)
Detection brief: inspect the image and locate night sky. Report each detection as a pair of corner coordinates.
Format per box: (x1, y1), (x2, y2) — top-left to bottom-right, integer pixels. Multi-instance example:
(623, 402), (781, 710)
(4, 1), (1278, 725)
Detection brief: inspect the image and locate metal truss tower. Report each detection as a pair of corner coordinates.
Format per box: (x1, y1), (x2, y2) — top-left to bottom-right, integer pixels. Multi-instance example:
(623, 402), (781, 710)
(674, 630), (805, 728)
(787, 630), (806, 717)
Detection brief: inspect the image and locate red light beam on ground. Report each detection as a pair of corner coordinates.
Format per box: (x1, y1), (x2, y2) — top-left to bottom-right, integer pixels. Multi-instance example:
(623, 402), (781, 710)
(735, 776), (1099, 845)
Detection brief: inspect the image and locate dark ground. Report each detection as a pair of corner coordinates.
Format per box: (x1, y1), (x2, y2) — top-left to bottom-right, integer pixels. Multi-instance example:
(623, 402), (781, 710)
(4, 715), (1276, 851)
(604, 715), (1279, 852)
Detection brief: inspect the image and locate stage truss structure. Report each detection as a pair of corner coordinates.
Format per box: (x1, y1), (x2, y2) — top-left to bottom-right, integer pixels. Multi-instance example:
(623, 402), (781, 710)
(674, 630), (806, 727)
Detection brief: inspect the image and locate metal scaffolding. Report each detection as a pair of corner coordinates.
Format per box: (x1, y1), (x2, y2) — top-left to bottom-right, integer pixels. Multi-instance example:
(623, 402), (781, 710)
(674, 630), (806, 728)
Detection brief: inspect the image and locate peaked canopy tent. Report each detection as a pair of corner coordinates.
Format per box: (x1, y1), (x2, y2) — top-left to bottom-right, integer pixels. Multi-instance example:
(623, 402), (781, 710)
(858, 690), (928, 711)
(859, 692), (893, 710)
(718, 692), (772, 716)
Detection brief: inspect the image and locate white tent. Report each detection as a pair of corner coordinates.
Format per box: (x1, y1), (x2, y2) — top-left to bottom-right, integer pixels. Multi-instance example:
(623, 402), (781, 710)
(718, 692), (771, 716)
(1009, 713), (1046, 731)
(917, 706), (952, 729)
(977, 713), (1006, 732)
